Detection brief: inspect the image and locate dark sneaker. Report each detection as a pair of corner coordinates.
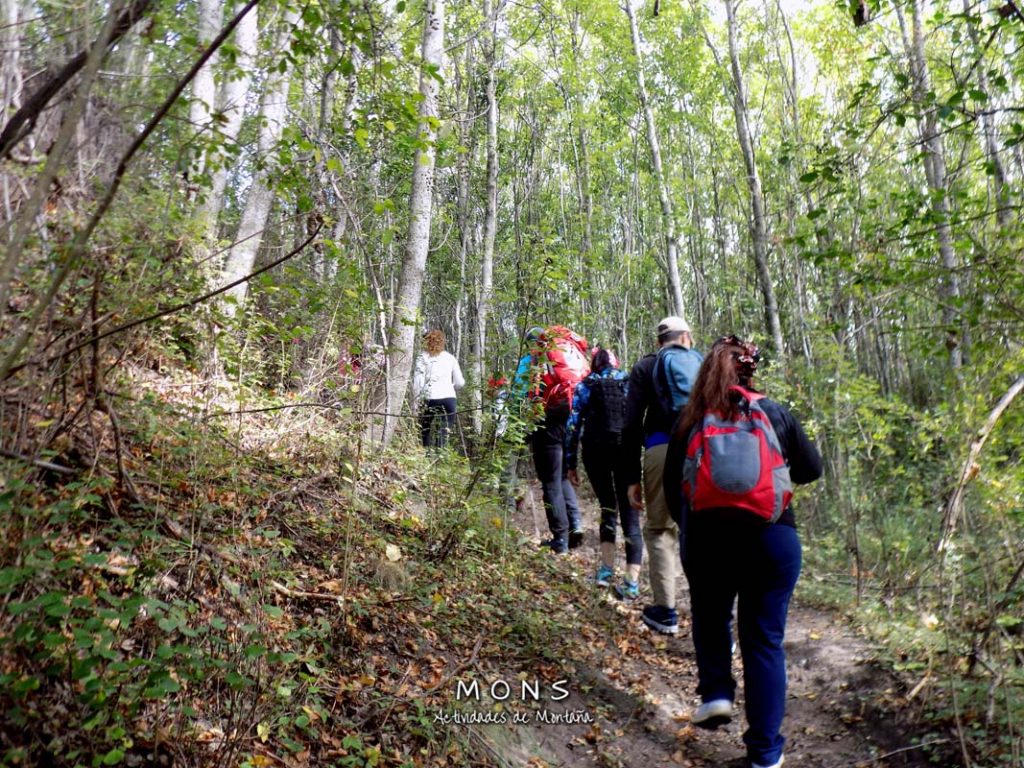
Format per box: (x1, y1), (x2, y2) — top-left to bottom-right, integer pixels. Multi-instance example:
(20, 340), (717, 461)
(539, 538), (568, 553)
(691, 698), (734, 730)
(614, 578), (640, 601)
(568, 529), (585, 549)
(641, 605), (679, 635)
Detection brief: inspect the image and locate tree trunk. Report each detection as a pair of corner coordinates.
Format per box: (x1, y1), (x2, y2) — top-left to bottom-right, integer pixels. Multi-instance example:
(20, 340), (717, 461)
(453, 39), (473, 361)
(188, 0), (222, 201)
(0, 0), (21, 122)
(382, 0), (445, 445)
(962, 0), (1010, 229)
(472, 0), (499, 435)
(624, 0), (685, 318)
(1, 0), (21, 222)
(897, 0), (963, 370)
(199, 0), (258, 241)
(723, 0), (785, 357)
(219, 7), (297, 314)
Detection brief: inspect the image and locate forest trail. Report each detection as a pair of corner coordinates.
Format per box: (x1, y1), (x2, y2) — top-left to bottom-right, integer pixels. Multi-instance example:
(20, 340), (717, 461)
(486, 478), (939, 768)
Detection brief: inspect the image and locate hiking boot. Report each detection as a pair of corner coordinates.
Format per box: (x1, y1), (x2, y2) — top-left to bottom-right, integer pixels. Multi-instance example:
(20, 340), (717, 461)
(539, 538), (568, 554)
(751, 755), (784, 768)
(614, 578), (640, 601)
(691, 698), (734, 730)
(641, 605), (679, 635)
(595, 565), (614, 587)
(568, 529), (585, 550)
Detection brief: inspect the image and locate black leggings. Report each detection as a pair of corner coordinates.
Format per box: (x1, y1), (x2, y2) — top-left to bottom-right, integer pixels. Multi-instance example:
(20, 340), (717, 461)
(582, 441), (643, 565)
(421, 398), (457, 448)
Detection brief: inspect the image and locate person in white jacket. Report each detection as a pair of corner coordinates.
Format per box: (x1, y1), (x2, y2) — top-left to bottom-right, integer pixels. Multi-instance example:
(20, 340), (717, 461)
(413, 329), (465, 448)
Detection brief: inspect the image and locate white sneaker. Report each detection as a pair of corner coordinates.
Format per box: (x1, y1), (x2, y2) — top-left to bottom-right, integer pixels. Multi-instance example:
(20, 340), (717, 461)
(690, 698), (734, 729)
(752, 755), (785, 768)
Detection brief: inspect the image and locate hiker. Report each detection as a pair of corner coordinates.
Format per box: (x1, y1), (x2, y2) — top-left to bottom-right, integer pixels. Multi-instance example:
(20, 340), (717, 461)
(622, 316), (703, 635)
(665, 335), (822, 768)
(566, 347), (643, 599)
(413, 329), (465, 449)
(514, 325), (589, 553)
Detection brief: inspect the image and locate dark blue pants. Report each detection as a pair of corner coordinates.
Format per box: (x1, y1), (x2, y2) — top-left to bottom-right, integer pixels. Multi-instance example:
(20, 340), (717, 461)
(682, 519), (801, 767)
(582, 440), (642, 565)
(530, 411), (581, 551)
(421, 397), (457, 448)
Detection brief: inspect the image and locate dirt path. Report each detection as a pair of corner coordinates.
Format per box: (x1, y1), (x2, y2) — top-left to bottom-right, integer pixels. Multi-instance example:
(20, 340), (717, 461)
(481, 480), (943, 768)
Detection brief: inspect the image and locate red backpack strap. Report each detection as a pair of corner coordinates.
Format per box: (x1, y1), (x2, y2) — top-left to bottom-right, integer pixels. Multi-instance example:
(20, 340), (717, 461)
(729, 384), (764, 403)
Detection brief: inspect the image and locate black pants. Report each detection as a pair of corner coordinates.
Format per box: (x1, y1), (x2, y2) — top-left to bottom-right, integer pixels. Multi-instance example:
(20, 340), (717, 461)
(421, 398), (457, 448)
(530, 408), (581, 550)
(582, 440), (643, 565)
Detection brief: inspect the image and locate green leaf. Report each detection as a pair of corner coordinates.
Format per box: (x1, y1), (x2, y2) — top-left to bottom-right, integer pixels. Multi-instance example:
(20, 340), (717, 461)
(799, 171), (818, 183)
(102, 748), (124, 766)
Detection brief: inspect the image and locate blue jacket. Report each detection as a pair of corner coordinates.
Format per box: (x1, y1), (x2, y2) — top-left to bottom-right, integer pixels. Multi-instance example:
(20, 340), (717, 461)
(513, 353), (534, 398)
(565, 367), (629, 470)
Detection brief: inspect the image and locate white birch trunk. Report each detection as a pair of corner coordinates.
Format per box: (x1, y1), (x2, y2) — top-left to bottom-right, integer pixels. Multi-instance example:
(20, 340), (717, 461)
(382, 0), (445, 445)
(0, 0), (20, 221)
(473, 0), (499, 434)
(1, 0), (21, 120)
(724, 0), (785, 357)
(219, 7), (297, 315)
(961, 0), (1010, 228)
(188, 0), (221, 196)
(200, 0), (259, 237)
(899, 0), (963, 369)
(625, 0), (685, 318)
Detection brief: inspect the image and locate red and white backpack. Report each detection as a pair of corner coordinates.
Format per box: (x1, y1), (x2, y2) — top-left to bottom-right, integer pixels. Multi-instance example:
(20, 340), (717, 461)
(535, 326), (590, 411)
(681, 386), (793, 523)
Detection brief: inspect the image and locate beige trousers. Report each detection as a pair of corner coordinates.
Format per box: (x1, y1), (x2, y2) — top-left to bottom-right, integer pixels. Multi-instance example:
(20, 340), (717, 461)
(643, 442), (679, 608)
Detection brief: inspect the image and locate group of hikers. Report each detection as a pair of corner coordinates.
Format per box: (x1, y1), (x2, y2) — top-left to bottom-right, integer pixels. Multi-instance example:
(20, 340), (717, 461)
(412, 318), (822, 768)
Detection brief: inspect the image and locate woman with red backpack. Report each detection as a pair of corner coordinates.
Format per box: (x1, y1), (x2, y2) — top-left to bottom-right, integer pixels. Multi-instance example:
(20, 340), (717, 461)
(664, 336), (822, 768)
(514, 325), (589, 554)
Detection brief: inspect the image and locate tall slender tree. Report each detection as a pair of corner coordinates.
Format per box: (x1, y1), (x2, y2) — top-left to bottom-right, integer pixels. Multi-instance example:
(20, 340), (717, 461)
(624, 0), (685, 317)
(220, 7), (299, 314)
(897, 0), (963, 370)
(199, 0), (259, 239)
(188, 0), (222, 202)
(472, 0), (500, 432)
(721, 0), (785, 356)
(383, 0), (446, 445)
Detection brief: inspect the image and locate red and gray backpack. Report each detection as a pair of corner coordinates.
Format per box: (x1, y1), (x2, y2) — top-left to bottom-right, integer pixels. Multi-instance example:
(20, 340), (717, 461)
(681, 386), (793, 523)
(535, 326), (590, 411)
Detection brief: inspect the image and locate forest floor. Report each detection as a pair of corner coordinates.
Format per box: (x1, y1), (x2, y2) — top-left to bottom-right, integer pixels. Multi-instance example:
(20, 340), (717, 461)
(473, 477), (952, 768)
(0, 367), (959, 767)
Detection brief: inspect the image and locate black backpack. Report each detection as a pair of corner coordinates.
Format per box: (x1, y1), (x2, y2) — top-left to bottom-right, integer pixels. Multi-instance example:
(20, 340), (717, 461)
(585, 374), (628, 442)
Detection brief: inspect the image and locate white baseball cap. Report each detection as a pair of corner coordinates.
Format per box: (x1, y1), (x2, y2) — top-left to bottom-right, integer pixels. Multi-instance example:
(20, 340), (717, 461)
(656, 316), (691, 336)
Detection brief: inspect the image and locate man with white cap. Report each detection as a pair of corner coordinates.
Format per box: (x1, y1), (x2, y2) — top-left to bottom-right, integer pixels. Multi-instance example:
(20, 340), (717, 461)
(621, 316), (703, 634)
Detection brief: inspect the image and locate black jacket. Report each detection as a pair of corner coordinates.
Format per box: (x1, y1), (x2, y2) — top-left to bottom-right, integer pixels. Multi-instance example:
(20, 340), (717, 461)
(663, 396), (823, 528)
(621, 351), (679, 486)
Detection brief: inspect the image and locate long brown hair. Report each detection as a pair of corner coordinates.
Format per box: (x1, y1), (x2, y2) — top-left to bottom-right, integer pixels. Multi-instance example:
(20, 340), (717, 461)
(423, 329), (446, 355)
(675, 338), (750, 441)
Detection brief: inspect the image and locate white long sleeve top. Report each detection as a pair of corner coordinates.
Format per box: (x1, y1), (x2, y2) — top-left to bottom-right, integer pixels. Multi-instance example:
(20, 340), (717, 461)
(413, 351), (465, 401)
